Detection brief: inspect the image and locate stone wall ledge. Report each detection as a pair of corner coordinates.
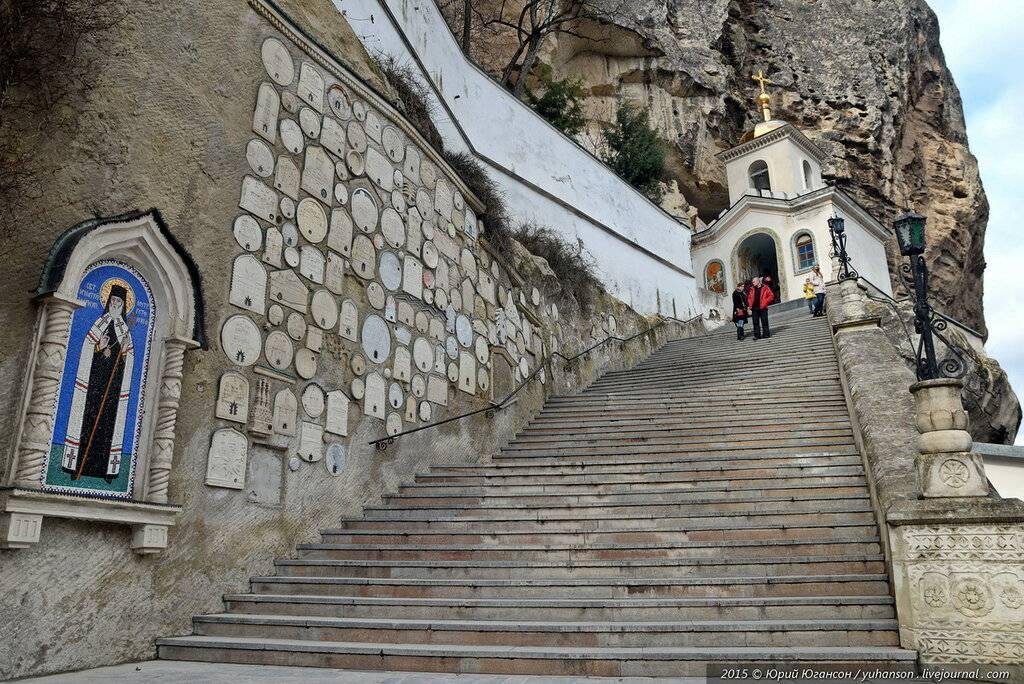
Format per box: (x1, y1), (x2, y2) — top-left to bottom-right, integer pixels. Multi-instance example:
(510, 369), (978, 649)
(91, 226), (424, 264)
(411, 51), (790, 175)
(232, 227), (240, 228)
(886, 497), (1024, 527)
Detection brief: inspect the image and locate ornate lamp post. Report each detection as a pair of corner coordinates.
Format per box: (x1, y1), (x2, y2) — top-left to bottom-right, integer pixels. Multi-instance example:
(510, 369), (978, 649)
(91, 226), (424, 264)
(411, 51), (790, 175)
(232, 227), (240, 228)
(893, 209), (942, 381)
(827, 215), (857, 281)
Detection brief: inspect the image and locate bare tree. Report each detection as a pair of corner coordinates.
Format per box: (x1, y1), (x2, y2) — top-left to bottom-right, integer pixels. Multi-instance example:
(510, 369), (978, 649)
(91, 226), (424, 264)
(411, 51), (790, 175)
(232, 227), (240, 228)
(474, 0), (619, 97)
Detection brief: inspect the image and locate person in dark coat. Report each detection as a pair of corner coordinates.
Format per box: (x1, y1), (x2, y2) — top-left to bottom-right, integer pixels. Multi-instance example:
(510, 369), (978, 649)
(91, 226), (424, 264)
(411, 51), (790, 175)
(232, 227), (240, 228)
(732, 282), (749, 340)
(747, 276), (776, 339)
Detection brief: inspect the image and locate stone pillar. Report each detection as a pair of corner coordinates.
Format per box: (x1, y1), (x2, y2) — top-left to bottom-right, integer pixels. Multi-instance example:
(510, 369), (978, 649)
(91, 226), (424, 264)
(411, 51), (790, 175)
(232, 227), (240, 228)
(143, 336), (191, 504)
(12, 295), (81, 489)
(832, 277), (868, 324)
(910, 378), (988, 497)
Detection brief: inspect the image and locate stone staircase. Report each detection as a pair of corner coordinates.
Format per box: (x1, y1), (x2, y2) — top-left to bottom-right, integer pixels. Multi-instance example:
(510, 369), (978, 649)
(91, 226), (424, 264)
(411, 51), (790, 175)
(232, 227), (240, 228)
(158, 312), (918, 676)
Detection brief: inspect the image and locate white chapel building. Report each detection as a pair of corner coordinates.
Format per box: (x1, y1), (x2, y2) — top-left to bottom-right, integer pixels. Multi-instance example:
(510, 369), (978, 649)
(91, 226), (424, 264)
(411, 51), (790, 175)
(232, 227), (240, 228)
(691, 81), (893, 303)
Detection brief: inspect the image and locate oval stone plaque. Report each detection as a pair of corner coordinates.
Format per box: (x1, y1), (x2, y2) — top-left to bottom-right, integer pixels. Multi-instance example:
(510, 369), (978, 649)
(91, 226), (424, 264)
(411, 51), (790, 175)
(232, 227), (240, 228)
(327, 85), (352, 120)
(347, 121), (367, 153)
(346, 150), (365, 176)
(233, 215), (262, 252)
(386, 412), (402, 436)
(422, 241), (439, 269)
(361, 314), (391, 363)
(286, 312), (306, 341)
(456, 314), (473, 348)
(295, 348), (317, 379)
(310, 289), (339, 329)
(281, 221), (298, 247)
(268, 304), (284, 326)
(381, 126), (403, 162)
(262, 38), (295, 85)
(299, 107), (321, 138)
(351, 377), (365, 399)
(283, 246), (300, 268)
(280, 197), (295, 219)
(350, 234), (375, 279)
(351, 188), (378, 233)
(379, 251), (402, 291)
(413, 337), (432, 372)
(301, 383), (326, 418)
(381, 208), (404, 248)
(265, 330), (294, 371)
(475, 336), (489, 364)
(297, 198), (328, 243)
(280, 118), (304, 155)
(221, 315), (262, 367)
(366, 281), (386, 310)
(325, 443), (346, 476)
(411, 374), (426, 398)
(247, 139), (275, 178)
(388, 382), (403, 409)
(351, 353), (366, 376)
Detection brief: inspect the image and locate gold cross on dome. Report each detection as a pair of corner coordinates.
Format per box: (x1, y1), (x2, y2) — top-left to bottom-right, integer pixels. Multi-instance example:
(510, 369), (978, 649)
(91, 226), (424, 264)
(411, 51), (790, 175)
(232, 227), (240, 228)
(752, 69), (773, 95)
(751, 70), (774, 122)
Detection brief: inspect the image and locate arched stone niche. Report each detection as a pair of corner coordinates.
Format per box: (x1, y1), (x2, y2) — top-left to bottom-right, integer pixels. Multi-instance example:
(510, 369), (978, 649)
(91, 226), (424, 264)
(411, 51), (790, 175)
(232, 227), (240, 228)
(1, 211), (205, 554)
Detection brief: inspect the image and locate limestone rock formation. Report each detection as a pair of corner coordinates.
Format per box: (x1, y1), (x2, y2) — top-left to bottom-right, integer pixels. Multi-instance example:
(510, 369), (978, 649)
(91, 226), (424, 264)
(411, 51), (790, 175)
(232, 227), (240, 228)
(450, 0), (989, 335)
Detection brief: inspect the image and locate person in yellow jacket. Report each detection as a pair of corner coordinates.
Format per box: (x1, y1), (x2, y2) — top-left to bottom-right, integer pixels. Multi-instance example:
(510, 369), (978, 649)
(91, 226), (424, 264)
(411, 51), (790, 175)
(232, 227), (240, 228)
(802, 277), (815, 315)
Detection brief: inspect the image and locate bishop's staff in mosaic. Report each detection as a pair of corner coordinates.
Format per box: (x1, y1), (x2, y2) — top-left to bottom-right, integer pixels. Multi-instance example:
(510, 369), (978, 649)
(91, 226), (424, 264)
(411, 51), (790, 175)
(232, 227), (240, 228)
(61, 279), (137, 483)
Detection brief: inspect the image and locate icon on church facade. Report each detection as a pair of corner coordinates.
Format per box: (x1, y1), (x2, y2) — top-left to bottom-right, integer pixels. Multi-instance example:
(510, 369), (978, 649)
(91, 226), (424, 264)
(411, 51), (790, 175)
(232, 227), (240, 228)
(43, 260), (154, 499)
(704, 260), (726, 294)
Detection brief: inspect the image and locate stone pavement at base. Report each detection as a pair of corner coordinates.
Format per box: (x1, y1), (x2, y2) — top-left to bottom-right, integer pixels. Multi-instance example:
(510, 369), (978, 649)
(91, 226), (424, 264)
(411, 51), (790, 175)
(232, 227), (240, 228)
(20, 661), (701, 683)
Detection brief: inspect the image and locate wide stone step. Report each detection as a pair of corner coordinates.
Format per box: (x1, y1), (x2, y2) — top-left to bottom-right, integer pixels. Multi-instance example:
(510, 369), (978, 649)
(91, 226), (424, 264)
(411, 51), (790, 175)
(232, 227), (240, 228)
(273, 554), (887, 580)
(545, 389), (846, 408)
(248, 573), (892, 600)
(319, 521), (879, 547)
(221, 593), (898, 621)
(515, 418), (852, 438)
(156, 636), (915, 677)
(494, 443), (858, 464)
(483, 447), (860, 469)
(295, 537), (883, 561)
(190, 614), (901, 648)
(499, 430), (856, 453)
(586, 368), (842, 392)
(365, 492), (873, 519)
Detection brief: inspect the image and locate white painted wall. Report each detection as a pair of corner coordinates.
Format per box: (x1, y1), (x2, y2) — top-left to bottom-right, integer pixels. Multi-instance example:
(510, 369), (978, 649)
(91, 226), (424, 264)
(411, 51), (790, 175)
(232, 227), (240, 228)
(725, 136), (824, 204)
(335, 0), (699, 316)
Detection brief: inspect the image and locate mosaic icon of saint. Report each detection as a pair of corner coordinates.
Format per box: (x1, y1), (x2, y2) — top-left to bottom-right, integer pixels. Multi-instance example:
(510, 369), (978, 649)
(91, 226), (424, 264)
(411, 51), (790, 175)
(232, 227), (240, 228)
(61, 279), (137, 482)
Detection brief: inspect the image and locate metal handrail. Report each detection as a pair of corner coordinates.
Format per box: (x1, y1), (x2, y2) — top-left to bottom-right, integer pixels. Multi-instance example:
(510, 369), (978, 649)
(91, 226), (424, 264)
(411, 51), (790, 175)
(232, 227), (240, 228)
(367, 312), (707, 449)
(856, 275), (984, 340)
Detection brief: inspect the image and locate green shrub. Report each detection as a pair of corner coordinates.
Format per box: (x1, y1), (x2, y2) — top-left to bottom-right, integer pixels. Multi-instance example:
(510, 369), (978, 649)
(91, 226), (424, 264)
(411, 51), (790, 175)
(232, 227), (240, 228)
(526, 77), (586, 137)
(601, 102), (667, 203)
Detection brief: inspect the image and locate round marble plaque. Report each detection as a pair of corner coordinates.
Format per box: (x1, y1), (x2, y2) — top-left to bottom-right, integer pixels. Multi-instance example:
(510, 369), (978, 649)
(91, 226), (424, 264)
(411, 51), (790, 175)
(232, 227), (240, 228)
(378, 251), (402, 291)
(364, 110), (383, 143)
(350, 235), (375, 279)
(261, 38), (294, 86)
(297, 198), (328, 243)
(327, 85), (352, 120)
(386, 412), (402, 436)
(475, 336), (489, 364)
(325, 443), (346, 476)
(446, 362), (458, 382)
(388, 382), (403, 409)
(418, 401), (432, 422)
(302, 383), (326, 418)
(422, 269), (435, 289)
(420, 160), (437, 189)
(445, 335), (459, 360)
(281, 90), (301, 114)
(422, 241), (439, 269)
(351, 377), (365, 399)
(519, 357), (529, 378)
(295, 348), (317, 379)
(347, 121), (367, 153)
(460, 249), (477, 283)
(411, 374), (426, 398)
(282, 221), (299, 247)
(478, 368), (490, 392)
(351, 353), (367, 376)
(456, 314), (473, 348)
(221, 315), (261, 367)
(288, 456), (302, 472)
(265, 330), (294, 370)
(299, 107), (321, 138)
(311, 289), (339, 329)
(283, 246), (300, 268)
(381, 209), (404, 249)
(233, 215), (262, 252)
(247, 139), (275, 177)
(434, 288), (448, 310)
(382, 126), (403, 162)
(280, 197), (295, 220)
(361, 314), (391, 363)
(286, 312), (306, 340)
(280, 119), (304, 155)
(391, 189), (407, 214)
(268, 304), (284, 326)
(413, 337), (432, 372)
(352, 100), (367, 121)
(346, 150), (365, 176)
(334, 183), (349, 205)
(415, 311), (429, 333)
(366, 281), (386, 310)
(351, 188), (378, 233)
(335, 161), (349, 181)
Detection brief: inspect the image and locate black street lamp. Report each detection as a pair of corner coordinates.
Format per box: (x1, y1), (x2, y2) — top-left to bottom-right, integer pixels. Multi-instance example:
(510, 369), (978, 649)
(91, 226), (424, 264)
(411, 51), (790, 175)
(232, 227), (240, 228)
(828, 215), (857, 281)
(893, 209), (963, 380)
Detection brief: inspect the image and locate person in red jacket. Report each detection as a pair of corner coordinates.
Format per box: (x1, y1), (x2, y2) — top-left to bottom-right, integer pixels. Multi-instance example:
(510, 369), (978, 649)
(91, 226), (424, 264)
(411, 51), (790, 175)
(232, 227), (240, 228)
(747, 276), (776, 339)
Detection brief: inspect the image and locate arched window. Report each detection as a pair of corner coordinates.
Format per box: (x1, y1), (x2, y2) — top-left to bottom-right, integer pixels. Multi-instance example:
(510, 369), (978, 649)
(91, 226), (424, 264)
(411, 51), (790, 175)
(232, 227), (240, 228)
(748, 160), (771, 192)
(794, 232), (816, 271)
(802, 160), (813, 190)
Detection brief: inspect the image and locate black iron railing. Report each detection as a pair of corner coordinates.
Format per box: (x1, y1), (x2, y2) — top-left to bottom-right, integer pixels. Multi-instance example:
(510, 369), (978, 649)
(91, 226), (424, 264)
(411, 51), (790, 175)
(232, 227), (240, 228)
(367, 312), (708, 450)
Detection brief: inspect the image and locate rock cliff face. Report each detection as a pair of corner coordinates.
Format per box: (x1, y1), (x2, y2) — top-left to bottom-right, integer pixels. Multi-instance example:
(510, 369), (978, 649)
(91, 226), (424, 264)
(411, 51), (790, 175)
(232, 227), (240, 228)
(450, 0), (989, 335)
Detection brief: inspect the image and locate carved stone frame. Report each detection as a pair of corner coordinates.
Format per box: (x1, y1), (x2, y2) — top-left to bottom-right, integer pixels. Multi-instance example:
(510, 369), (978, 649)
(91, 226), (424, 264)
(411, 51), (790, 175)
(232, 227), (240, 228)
(1, 211), (204, 554)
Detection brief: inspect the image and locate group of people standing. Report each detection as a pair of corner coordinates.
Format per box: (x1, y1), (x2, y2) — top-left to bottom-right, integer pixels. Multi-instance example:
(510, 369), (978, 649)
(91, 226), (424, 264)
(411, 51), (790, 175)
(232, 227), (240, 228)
(730, 265), (827, 342)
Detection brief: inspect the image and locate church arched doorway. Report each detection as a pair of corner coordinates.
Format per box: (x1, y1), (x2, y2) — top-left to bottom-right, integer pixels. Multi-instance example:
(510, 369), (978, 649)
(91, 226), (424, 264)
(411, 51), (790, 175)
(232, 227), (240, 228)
(735, 231), (782, 301)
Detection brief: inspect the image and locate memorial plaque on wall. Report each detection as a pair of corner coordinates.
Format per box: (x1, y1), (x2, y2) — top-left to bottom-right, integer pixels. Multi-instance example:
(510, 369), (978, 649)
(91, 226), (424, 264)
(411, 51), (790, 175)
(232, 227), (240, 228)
(299, 107), (321, 138)
(286, 312), (306, 341)
(350, 235), (375, 280)
(297, 62), (325, 112)
(295, 348), (317, 379)
(306, 326), (324, 352)
(364, 110), (383, 142)
(339, 299), (358, 341)
(324, 443), (346, 476)
(378, 251), (402, 291)
(273, 389), (297, 435)
(299, 246), (325, 284)
(297, 197), (328, 243)
(264, 330), (295, 371)
(234, 215), (263, 252)
(324, 251), (344, 294)
(366, 147), (394, 192)
(269, 269), (309, 312)
(261, 38), (294, 86)
(361, 314), (391, 364)
(311, 289), (339, 329)
(327, 84), (353, 120)
(320, 115), (346, 157)
(221, 315), (262, 367)
(402, 256), (423, 299)
(435, 178), (453, 219)
(275, 156), (300, 199)
(326, 390), (350, 436)
(413, 337), (432, 372)
(328, 208), (354, 256)
(426, 374), (448, 406)
(381, 126), (403, 162)
(216, 372), (250, 424)
(458, 351), (477, 395)
(250, 377), (274, 435)
(301, 146), (334, 203)
(403, 146), (421, 184)
(229, 255), (267, 315)
(347, 120), (368, 153)
(364, 372), (386, 419)
(351, 188), (378, 233)
(397, 301), (415, 327)
(280, 118), (304, 155)
(247, 139), (275, 178)
(240, 176), (278, 223)
(206, 428), (248, 489)
(381, 208), (404, 248)
(253, 82), (280, 144)
(393, 346), (412, 382)
(296, 421), (324, 462)
(301, 383), (326, 418)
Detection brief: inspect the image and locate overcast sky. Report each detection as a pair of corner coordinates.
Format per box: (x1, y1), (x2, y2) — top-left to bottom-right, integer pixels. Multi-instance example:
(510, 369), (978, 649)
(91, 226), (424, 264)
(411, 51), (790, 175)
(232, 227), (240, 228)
(929, 0), (1023, 444)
